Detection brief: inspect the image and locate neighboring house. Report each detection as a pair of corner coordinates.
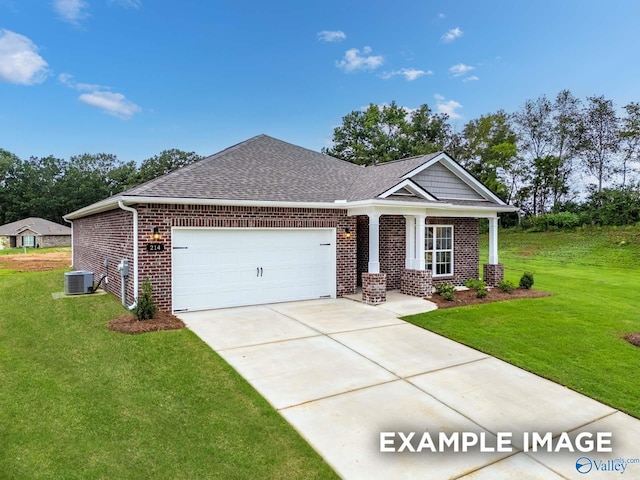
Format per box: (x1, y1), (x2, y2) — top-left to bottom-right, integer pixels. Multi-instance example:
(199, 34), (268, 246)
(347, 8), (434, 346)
(64, 135), (516, 312)
(0, 217), (72, 249)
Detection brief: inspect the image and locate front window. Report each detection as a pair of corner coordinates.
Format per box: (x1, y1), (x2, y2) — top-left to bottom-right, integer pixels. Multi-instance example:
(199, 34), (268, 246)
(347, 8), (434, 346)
(425, 225), (453, 276)
(22, 236), (35, 247)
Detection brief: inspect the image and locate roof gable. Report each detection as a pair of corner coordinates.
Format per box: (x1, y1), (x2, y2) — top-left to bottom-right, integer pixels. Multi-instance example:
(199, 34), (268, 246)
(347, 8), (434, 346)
(0, 217), (71, 236)
(402, 152), (506, 205)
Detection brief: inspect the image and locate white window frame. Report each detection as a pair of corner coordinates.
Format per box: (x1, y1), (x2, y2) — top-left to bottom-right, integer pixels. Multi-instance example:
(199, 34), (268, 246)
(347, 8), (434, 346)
(22, 235), (35, 247)
(425, 225), (454, 277)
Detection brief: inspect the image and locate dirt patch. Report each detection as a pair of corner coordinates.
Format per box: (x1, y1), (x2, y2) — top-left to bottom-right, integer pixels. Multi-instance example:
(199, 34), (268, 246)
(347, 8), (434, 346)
(624, 333), (640, 348)
(430, 287), (552, 309)
(0, 251), (71, 272)
(108, 310), (186, 334)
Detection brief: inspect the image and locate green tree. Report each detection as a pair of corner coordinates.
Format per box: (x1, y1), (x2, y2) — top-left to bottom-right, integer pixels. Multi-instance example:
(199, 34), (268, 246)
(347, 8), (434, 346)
(323, 102), (452, 165)
(455, 111), (518, 199)
(136, 149), (202, 184)
(619, 102), (640, 187)
(579, 95), (620, 193)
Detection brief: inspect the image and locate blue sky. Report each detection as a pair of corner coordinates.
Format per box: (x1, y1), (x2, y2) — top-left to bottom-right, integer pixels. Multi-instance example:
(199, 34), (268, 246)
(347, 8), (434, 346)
(2, 0), (640, 164)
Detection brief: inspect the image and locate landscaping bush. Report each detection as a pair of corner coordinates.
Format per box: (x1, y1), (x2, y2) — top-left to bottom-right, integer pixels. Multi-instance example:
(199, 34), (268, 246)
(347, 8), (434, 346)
(437, 282), (456, 301)
(519, 271), (535, 289)
(498, 279), (516, 294)
(465, 278), (488, 298)
(133, 277), (157, 321)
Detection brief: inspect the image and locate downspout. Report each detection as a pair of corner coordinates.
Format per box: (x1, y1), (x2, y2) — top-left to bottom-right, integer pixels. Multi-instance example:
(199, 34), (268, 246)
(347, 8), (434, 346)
(118, 201), (138, 310)
(63, 217), (73, 268)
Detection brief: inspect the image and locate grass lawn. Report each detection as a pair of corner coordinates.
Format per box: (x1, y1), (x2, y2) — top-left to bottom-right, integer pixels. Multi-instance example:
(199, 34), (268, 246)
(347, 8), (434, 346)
(406, 225), (640, 419)
(0, 246), (71, 255)
(0, 269), (338, 479)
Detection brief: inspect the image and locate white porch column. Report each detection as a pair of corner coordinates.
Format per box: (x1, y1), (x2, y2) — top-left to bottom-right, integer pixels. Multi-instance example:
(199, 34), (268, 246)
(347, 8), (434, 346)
(488, 216), (499, 264)
(368, 212), (381, 274)
(404, 215), (415, 269)
(416, 214), (426, 270)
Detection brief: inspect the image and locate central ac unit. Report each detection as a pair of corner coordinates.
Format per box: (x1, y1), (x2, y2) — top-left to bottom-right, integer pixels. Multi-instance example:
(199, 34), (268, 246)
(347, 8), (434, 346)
(64, 270), (94, 295)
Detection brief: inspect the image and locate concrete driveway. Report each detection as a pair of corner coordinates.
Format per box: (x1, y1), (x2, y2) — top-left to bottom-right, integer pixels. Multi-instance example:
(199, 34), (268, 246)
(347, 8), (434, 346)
(179, 297), (640, 480)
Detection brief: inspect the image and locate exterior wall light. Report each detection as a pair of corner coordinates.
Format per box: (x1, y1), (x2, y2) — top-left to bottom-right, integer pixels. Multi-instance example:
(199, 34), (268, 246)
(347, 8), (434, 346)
(344, 228), (351, 239)
(152, 227), (162, 241)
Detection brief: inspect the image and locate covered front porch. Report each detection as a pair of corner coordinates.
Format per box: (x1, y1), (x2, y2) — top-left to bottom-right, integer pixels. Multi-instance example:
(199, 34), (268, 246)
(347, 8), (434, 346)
(349, 205), (503, 305)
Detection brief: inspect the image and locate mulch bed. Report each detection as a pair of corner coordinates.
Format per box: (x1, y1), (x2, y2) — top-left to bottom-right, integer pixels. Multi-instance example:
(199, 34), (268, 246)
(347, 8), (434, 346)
(429, 287), (552, 309)
(624, 333), (640, 348)
(108, 310), (185, 334)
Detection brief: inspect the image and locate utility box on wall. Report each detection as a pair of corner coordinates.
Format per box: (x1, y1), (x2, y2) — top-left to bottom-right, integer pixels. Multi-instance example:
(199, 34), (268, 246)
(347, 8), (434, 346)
(64, 270), (94, 295)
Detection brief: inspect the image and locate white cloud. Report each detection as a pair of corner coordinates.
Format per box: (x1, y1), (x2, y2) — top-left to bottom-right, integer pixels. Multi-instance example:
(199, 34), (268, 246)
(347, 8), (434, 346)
(108, 0), (142, 7)
(59, 72), (141, 119)
(79, 91), (141, 119)
(437, 13), (446, 19)
(336, 46), (383, 72)
(463, 75), (479, 82)
(53, 0), (89, 25)
(380, 68), (432, 81)
(434, 94), (462, 119)
(441, 27), (463, 43)
(449, 63), (474, 77)
(317, 30), (346, 42)
(0, 29), (49, 85)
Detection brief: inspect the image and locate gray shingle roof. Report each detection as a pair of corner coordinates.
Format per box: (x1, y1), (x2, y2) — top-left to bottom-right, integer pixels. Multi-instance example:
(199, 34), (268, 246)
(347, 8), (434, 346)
(0, 217), (71, 236)
(125, 135), (364, 202)
(66, 134), (509, 219)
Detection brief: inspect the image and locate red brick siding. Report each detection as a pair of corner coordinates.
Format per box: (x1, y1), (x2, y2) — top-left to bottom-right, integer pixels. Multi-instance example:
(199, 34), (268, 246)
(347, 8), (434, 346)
(75, 204), (357, 311)
(380, 215), (406, 290)
(362, 272), (386, 305)
(427, 217), (479, 286)
(72, 209), (135, 304)
(483, 263), (504, 287)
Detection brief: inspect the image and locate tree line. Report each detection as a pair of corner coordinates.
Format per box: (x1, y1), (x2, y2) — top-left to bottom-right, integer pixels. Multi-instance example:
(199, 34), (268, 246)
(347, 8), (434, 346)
(0, 149), (201, 226)
(2, 90), (638, 229)
(323, 91), (640, 226)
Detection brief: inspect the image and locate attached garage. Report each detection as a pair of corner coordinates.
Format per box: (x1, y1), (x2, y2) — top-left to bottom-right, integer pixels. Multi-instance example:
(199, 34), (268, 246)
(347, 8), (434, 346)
(172, 228), (337, 311)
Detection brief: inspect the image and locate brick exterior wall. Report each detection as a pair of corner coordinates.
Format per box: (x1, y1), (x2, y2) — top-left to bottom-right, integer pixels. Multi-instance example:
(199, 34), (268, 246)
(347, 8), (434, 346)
(380, 215), (405, 290)
(356, 215), (406, 290)
(73, 204), (357, 311)
(362, 272), (386, 305)
(427, 217), (479, 287)
(483, 263), (504, 287)
(401, 268), (433, 298)
(72, 209), (135, 305)
(40, 235), (72, 248)
(357, 215), (480, 291)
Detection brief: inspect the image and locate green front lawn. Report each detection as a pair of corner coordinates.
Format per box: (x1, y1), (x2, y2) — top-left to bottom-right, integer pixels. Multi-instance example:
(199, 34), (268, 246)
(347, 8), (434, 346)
(0, 269), (337, 479)
(406, 225), (640, 418)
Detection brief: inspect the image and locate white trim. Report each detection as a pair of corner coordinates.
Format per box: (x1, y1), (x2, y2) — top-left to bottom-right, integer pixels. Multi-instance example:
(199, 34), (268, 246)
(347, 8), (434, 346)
(401, 152), (507, 205)
(379, 179), (438, 201)
(425, 224), (454, 277)
(117, 201), (138, 308)
(63, 217), (73, 268)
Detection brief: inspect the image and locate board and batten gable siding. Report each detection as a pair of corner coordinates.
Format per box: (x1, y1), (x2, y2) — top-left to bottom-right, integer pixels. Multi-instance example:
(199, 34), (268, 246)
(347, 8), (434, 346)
(72, 209), (135, 304)
(412, 162), (484, 200)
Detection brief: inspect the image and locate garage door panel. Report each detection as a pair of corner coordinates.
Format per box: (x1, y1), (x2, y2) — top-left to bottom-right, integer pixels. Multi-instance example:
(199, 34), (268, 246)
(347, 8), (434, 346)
(172, 228), (336, 311)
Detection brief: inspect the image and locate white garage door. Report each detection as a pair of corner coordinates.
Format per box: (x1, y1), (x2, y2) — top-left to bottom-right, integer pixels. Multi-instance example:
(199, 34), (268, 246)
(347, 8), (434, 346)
(172, 228), (336, 312)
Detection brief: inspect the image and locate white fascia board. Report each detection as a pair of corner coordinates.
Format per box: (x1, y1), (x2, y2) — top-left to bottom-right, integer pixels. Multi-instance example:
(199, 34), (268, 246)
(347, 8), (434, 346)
(64, 196), (350, 220)
(378, 178), (438, 201)
(346, 198), (517, 217)
(401, 152), (507, 205)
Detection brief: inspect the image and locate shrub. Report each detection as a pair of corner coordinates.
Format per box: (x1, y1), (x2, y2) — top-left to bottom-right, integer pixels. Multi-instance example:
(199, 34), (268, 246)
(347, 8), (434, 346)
(133, 277), (157, 321)
(498, 279), (516, 294)
(465, 278), (488, 298)
(519, 271), (535, 290)
(437, 282), (456, 301)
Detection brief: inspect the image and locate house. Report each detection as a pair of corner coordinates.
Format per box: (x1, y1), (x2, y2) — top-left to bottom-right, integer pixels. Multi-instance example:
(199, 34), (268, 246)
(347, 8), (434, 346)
(0, 217), (72, 249)
(64, 135), (515, 312)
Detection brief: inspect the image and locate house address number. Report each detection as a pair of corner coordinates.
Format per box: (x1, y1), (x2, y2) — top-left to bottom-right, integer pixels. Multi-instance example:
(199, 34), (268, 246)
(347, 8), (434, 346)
(146, 243), (165, 252)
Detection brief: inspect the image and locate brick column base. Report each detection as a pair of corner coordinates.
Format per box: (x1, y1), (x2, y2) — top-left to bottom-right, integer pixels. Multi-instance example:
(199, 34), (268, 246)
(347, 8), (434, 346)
(483, 263), (504, 287)
(401, 269), (433, 298)
(362, 273), (387, 305)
